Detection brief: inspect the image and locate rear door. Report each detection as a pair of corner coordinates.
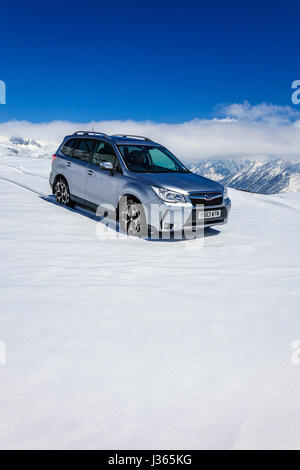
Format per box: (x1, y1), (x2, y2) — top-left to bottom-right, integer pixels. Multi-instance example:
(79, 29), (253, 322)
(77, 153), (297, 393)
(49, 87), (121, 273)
(68, 138), (94, 202)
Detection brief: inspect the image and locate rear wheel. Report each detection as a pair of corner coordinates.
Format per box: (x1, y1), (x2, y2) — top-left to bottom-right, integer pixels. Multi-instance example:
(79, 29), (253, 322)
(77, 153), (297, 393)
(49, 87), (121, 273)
(54, 178), (72, 206)
(119, 197), (147, 237)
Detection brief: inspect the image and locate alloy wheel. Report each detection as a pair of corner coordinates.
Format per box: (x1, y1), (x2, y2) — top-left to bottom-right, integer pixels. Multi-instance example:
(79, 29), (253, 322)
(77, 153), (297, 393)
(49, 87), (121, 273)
(54, 179), (70, 205)
(121, 203), (142, 236)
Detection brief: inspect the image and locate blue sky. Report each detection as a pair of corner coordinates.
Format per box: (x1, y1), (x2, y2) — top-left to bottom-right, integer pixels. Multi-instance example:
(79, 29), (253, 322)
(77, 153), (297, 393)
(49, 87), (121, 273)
(0, 0), (299, 123)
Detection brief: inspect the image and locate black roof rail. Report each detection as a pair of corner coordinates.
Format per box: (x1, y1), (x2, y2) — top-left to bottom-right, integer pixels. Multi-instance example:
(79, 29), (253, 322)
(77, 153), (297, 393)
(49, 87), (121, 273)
(72, 130), (109, 137)
(111, 134), (153, 142)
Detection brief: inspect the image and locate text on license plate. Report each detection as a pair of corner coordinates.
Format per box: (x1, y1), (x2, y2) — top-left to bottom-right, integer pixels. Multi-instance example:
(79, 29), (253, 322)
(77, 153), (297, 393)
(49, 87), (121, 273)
(198, 210), (221, 219)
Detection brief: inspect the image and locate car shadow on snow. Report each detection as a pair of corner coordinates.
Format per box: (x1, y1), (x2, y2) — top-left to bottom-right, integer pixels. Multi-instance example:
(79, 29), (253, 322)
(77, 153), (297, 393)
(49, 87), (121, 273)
(147, 227), (220, 243)
(41, 195), (221, 242)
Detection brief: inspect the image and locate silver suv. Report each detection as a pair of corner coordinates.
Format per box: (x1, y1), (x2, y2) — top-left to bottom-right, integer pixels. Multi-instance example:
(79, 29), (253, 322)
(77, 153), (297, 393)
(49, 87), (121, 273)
(50, 131), (231, 236)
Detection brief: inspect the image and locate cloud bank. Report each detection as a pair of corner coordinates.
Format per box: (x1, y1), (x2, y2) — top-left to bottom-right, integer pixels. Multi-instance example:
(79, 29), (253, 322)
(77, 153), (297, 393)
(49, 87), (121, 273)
(1, 101), (300, 162)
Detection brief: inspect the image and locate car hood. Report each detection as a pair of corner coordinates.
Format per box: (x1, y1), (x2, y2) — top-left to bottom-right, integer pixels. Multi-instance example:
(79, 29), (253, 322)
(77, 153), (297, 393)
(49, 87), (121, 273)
(132, 171), (224, 193)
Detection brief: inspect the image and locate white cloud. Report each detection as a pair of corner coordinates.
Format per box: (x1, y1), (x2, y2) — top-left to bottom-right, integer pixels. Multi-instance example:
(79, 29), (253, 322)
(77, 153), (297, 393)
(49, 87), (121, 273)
(1, 101), (300, 162)
(216, 101), (300, 124)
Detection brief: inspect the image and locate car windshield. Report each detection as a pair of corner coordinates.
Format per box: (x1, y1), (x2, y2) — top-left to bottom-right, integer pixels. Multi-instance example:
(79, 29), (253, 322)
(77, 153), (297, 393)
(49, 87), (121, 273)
(118, 145), (190, 173)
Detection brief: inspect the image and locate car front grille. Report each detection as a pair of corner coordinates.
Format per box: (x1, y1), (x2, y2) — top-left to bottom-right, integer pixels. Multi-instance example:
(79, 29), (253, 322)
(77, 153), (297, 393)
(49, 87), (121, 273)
(189, 192), (223, 207)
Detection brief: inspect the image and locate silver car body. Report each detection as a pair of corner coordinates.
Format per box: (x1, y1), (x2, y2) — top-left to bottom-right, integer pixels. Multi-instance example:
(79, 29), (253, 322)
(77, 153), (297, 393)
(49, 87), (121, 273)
(49, 132), (231, 232)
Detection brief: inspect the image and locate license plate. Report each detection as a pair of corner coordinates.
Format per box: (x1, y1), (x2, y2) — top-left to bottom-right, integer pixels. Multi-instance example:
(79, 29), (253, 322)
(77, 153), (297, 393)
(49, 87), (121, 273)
(198, 210), (221, 219)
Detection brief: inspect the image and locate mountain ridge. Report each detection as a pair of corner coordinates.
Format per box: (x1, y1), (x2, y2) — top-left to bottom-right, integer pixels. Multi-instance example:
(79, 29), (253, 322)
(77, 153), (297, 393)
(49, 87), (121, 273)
(190, 158), (300, 194)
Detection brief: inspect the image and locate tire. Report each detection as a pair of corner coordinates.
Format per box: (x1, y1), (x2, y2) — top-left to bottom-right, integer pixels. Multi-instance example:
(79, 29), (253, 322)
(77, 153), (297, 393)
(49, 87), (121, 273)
(119, 197), (148, 237)
(54, 177), (72, 206)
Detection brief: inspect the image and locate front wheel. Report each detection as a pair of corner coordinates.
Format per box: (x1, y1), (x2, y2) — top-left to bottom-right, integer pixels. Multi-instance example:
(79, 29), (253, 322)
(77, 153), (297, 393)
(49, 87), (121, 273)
(54, 178), (72, 206)
(119, 197), (148, 237)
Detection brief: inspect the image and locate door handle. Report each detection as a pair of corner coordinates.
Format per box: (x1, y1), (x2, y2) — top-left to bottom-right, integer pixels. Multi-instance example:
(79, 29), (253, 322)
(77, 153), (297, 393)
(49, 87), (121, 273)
(67, 162), (71, 167)
(88, 170), (94, 175)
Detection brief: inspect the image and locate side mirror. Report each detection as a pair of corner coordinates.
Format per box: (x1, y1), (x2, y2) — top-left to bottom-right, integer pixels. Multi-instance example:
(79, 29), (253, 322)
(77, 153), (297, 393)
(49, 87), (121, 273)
(100, 161), (114, 171)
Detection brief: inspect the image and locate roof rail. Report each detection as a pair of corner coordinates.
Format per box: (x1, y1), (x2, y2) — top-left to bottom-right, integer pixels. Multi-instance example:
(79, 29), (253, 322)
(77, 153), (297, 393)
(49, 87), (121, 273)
(72, 130), (108, 137)
(111, 134), (153, 142)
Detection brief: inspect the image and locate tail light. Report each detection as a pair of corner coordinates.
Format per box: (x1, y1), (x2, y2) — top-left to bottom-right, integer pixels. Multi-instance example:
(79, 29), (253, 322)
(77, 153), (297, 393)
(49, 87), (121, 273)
(52, 154), (57, 162)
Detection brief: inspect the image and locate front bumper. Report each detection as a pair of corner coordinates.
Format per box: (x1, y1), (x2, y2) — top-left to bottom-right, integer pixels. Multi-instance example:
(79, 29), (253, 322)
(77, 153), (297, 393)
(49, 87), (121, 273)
(145, 197), (231, 232)
(183, 206), (229, 229)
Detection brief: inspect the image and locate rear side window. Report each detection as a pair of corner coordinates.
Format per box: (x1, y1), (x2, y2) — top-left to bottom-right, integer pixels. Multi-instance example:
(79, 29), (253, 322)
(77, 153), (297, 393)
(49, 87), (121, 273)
(61, 139), (76, 157)
(73, 139), (94, 162)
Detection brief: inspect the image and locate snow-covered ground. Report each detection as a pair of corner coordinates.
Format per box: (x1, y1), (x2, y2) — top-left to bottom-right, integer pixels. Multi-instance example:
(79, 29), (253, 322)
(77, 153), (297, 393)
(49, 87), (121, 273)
(0, 154), (300, 450)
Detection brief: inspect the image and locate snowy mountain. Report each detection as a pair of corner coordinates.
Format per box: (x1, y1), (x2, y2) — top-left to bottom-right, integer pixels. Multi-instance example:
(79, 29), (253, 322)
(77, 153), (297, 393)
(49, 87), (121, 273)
(1, 134), (300, 194)
(0, 135), (54, 159)
(190, 158), (300, 194)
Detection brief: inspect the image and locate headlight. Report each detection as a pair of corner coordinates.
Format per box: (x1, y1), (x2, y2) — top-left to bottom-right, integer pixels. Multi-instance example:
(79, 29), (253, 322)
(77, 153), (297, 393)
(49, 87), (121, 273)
(152, 186), (187, 203)
(223, 187), (229, 199)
